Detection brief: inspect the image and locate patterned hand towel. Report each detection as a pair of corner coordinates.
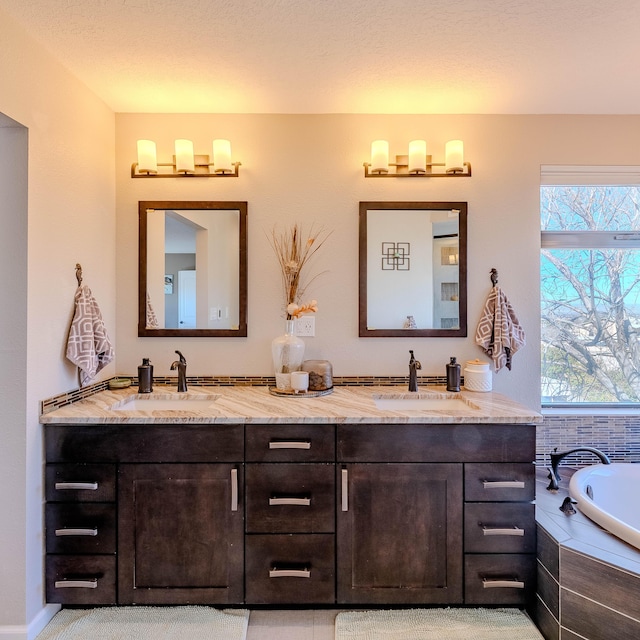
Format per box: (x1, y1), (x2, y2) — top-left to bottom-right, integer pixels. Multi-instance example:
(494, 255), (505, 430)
(146, 292), (159, 329)
(66, 285), (114, 386)
(475, 285), (525, 371)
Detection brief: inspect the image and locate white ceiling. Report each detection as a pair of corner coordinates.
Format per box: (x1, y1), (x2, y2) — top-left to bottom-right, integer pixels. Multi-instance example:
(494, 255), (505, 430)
(1, 0), (639, 114)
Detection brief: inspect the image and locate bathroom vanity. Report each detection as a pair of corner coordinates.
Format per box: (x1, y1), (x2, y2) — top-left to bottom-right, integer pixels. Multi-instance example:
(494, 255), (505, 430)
(41, 386), (540, 608)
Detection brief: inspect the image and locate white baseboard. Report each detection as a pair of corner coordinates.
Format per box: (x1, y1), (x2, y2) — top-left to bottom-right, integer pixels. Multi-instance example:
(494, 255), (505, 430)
(0, 604), (60, 640)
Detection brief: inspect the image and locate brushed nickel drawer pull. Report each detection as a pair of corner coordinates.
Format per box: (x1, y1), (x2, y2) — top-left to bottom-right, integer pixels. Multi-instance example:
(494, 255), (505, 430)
(482, 578), (525, 589)
(54, 579), (98, 589)
(482, 480), (525, 489)
(481, 526), (525, 537)
(341, 468), (348, 512)
(231, 468), (238, 512)
(269, 566), (311, 578)
(268, 440), (311, 449)
(55, 528), (98, 537)
(55, 482), (98, 491)
(269, 496), (311, 506)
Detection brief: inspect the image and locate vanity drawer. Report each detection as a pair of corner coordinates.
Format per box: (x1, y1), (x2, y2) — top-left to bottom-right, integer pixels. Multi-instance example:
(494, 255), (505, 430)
(464, 502), (535, 553)
(46, 464), (116, 502)
(338, 424), (535, 463)
(246, 463), (335, 533)
(245, 534), (335, 604)
(464, 463), (535, 502)
(46, 554), (116, 604)
(246, 425), (335, 462)
(45, 424), (244, 463)
(46, 504), (116, 554)
(464, 554), (535, 606)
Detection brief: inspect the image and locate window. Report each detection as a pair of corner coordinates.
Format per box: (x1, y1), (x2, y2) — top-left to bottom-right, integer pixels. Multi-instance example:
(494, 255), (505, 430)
(541, 166), (640, 405)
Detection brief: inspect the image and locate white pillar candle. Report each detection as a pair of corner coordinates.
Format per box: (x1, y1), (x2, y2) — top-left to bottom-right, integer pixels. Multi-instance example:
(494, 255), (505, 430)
(445, 140), (464, 173)
(137, 140), (157, 174)
(213, 139), (232, 173)
(370, 140), (389, 173)
(408, 140), (426, 173)
(175, 139), (195, 173)
(290, 371), (309, 393)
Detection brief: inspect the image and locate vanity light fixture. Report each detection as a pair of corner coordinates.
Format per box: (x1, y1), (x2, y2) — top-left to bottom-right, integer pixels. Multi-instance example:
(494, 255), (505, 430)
(363, 139), (471, 177)
(131, 139), (241, 178)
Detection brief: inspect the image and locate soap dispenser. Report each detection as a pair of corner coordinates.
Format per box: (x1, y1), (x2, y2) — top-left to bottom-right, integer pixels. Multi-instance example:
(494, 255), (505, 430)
(138, 358), (153, 393)
(446, 357), (461, 392)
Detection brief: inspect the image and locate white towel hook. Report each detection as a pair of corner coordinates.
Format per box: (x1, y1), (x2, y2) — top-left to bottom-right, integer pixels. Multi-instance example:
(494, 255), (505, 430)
(75, 263), (83, 287)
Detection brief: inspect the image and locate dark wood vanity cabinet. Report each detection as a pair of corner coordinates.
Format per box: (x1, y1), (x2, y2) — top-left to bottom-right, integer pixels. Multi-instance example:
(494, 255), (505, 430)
(244, 424), (336, 604)
(337, 423), (536, 607)
(45, 420), (535, 607)
(118, 463), (243, 604)
(45, 463), (117, 604)
(337, 462), (463, 604)
(45, 424), (244, 606)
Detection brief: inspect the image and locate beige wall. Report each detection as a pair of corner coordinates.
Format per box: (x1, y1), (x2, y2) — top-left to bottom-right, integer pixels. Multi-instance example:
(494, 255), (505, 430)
(116, 113), (640, 410)
(0, 7), (115, 637)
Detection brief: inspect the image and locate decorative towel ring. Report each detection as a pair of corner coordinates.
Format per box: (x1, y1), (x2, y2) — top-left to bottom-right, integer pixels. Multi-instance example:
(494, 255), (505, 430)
(75, 263), (83, 287)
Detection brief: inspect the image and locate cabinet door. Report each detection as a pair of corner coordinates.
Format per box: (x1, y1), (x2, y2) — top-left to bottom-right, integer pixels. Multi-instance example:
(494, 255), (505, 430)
(337, 463), (463, 604)
(118, 463), (243, 604)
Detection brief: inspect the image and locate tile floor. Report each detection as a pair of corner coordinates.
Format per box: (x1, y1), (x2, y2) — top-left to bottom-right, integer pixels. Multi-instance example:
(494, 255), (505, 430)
(246, 610), (339, 640)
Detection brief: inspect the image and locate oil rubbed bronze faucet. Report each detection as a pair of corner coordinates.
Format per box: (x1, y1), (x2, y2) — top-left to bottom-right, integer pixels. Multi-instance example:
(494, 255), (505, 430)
(546, 446), (611, 491)
(170, 350), (188, 392)
(408, 350), (422, 392)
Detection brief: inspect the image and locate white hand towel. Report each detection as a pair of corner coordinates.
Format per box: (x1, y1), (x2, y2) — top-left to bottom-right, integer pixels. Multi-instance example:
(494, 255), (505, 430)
(475, 286), (525, 372)
(66, 285), (114, 386)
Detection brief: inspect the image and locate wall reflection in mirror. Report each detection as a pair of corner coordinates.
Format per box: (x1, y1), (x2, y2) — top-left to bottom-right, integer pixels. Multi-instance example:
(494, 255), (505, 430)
(359, 202), (467, 337)
(139, 201), (247, 337)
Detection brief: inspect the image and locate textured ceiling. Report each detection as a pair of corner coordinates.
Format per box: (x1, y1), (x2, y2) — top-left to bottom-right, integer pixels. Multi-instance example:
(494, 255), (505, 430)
(1, 0), (639, 114)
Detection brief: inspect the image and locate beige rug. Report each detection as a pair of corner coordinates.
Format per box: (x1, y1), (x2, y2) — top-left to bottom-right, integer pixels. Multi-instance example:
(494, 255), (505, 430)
(335, 608), (544, 640)
(36, 606), (249, 640)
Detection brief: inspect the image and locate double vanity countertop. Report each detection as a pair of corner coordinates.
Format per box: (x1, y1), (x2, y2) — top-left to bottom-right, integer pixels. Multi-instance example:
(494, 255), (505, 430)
(40, 385), (542, 425)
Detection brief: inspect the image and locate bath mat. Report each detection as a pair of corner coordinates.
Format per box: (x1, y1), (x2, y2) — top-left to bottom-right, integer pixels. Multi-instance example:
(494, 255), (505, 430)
(335, 608), (544, 640)
(36, 606), (249, 640)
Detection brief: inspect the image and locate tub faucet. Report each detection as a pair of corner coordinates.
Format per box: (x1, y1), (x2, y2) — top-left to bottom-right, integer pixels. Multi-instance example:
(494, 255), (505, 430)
(546, 446), (611, 491)
(170, 350), (188, 392)
(408, 350), (422, 392)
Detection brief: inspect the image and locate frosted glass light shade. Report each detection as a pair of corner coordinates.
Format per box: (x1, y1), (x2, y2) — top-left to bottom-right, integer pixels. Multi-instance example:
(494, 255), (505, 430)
(370, 140), (389, 173)
(408, 140), (427, 173)
(213, 139), (232, 173)
(175, 139), (195, 173)
(137, 140), (157, 173)
(445, 140), (464, 173)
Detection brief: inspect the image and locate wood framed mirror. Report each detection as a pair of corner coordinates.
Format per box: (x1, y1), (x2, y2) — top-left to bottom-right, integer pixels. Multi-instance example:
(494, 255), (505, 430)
(359, 201), (467, 337)
(138, 200), (247, 337)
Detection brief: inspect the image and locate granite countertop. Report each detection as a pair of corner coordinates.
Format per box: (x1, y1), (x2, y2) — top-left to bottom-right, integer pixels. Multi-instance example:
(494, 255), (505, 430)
(40, 385), (542, 425)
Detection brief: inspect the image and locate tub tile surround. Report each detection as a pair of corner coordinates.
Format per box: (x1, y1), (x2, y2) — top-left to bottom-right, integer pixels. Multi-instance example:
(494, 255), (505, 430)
(533, 470), (640, 640)
(39, 383), (542, 424)
(537, 414), (640, 466)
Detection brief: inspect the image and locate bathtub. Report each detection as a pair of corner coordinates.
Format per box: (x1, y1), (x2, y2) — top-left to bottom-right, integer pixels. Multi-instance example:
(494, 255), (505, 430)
(569, 463), (640, 551)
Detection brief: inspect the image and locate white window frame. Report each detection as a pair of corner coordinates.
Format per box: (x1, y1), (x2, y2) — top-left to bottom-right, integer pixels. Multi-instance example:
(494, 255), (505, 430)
(541, 165), (640, 408)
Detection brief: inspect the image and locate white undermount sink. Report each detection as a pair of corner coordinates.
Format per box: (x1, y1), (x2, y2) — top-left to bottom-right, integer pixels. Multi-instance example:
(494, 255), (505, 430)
(373, 393), (480, 412)
(110, 394), (220, 411)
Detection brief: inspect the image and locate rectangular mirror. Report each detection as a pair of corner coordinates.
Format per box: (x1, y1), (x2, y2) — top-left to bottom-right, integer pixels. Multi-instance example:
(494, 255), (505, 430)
(359, 201), (467, 337)
(138, 200), (247, 337)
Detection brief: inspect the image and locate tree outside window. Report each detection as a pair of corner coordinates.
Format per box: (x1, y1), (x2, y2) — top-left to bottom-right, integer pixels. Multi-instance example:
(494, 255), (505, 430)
(541, 184), (640, 404)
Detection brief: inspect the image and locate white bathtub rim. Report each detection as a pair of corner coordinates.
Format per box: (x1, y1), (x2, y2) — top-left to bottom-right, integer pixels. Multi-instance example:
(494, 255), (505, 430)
(569, 463), (640, 552)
